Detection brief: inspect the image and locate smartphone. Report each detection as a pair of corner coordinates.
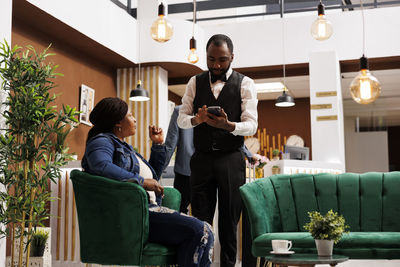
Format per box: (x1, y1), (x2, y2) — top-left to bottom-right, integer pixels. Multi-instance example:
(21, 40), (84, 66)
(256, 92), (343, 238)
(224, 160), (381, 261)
(207, 106), (222, 116)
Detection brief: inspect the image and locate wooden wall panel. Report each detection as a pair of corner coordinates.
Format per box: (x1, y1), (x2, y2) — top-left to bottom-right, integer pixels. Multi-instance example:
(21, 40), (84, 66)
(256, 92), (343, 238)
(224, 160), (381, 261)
(118, 67), (160, 159)
(12, 18), (117, 160)
(256, 98), (312, 159)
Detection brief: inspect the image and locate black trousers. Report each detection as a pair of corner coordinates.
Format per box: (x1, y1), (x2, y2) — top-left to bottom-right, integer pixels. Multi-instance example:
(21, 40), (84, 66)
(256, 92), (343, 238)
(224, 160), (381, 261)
(190, 150), (245, 267)
(173, 171), (191, 214)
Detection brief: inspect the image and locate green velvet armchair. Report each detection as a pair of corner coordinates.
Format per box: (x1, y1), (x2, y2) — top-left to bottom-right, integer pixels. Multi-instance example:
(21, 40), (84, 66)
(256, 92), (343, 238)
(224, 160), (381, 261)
(240, 172), (400, 265)
(70, 169), (181, 266)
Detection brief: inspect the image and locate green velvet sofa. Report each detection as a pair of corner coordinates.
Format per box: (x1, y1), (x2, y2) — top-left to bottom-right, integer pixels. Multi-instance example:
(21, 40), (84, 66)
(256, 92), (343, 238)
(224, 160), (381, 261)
(239, 172), (400, 261)
(70, 169), (181, 266)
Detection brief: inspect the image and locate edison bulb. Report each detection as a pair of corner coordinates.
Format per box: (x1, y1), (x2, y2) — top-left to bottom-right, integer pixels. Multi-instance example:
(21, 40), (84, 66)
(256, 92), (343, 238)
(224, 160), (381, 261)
(350, 69), (381, 104)
(188, 48), (199, 64)
(311, 15), (333, 41)
(150, 15), (173, 43)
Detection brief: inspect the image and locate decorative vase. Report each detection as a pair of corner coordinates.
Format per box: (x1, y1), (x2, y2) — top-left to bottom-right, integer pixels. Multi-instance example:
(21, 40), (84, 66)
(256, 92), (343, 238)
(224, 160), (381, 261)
(315, 239), (334, 256)
(255, 168), (264, 178)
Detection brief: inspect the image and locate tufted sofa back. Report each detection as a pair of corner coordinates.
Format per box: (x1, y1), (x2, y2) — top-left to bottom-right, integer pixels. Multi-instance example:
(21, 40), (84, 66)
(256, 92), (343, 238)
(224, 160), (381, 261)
(240, 172), (400, 240)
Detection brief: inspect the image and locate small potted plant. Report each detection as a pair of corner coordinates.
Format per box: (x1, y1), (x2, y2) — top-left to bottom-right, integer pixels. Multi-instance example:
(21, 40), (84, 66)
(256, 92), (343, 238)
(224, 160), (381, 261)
(30, 229), (49, 257)
(304, 210), (349, 256)
(272, 149), (280, 161)
(271, 165), (280, 175)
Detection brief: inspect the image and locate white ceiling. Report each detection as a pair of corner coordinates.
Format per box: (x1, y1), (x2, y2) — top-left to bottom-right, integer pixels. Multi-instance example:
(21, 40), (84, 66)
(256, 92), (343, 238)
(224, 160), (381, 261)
(169, 68), (400, 127)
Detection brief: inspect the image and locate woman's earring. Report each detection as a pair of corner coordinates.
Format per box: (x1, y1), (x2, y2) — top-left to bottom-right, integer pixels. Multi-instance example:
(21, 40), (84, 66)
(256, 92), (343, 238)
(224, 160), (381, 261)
(118, 127), (122, 132)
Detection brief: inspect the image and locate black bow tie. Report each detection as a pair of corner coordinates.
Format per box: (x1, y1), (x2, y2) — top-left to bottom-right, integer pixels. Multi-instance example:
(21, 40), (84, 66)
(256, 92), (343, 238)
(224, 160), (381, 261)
(210, 73), (227, 83)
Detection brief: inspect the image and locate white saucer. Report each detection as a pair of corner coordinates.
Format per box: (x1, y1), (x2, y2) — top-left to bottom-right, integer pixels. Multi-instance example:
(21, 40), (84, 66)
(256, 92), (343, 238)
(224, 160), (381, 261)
(270, 250), (295, 255)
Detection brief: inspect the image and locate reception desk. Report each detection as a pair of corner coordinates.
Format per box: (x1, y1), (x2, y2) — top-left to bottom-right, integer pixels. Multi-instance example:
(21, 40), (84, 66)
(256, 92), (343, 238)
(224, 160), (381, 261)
(265, 159), (344, 175)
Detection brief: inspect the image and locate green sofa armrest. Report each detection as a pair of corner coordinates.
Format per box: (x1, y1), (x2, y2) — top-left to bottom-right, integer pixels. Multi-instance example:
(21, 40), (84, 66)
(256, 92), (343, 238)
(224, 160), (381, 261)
(162, 187), (181, 211)
(240, 178), (282, 240)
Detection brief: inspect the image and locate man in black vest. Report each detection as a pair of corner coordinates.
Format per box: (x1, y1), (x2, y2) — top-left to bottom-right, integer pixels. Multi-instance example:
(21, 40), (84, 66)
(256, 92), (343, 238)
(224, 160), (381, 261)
(178, 34), (258, 267)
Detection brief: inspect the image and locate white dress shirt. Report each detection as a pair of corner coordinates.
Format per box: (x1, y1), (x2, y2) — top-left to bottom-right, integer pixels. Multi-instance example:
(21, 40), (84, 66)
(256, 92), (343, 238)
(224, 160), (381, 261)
(177, 68), (258, 136)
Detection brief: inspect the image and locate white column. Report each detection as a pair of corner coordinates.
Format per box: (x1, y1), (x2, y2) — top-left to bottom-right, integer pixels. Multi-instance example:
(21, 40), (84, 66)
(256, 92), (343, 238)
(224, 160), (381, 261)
(0, 1), (12, 265)
(309, 51), (345, 171)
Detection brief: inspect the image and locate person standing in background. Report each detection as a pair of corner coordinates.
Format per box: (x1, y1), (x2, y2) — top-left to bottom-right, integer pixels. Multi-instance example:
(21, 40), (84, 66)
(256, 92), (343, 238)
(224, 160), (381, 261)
(177, 34), (258, 267)
(163, 105), (194, 214)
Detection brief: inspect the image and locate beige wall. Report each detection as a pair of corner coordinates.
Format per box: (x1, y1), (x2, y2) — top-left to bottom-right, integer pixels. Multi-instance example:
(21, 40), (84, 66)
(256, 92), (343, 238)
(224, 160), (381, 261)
(344, 118), (389, 172)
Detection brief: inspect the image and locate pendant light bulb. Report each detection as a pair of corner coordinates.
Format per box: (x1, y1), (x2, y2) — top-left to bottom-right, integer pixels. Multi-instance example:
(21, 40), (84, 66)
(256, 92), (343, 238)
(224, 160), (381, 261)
(188, 37), (199, 64)
(349, 56), (381, 104)
(311, 2), (333, 41)
(150, 3), (173, 43)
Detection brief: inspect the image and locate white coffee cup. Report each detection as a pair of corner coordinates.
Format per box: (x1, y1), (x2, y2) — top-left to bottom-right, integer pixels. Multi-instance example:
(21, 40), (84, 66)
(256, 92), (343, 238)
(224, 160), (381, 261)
(271, 239), (292, 253)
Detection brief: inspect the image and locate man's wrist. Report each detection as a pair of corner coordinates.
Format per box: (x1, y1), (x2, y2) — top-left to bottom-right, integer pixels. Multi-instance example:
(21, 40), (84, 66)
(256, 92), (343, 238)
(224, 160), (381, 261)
(191, 116), (199, 126)
(224, 121), (236, 132)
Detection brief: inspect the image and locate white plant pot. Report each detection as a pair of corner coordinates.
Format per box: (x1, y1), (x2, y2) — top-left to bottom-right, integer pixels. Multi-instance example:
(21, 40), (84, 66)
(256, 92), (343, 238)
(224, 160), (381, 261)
(315, 239), (334, 256)
(6, 227), (51, 267)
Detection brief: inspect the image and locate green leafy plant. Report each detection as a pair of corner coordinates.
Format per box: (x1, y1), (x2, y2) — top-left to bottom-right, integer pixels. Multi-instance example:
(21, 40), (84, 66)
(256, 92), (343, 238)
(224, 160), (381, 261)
(272, 149), (280, 157)
(303, 209), (349, 244)
(0, 40), (79, 266)
(30, 229), (49, 257)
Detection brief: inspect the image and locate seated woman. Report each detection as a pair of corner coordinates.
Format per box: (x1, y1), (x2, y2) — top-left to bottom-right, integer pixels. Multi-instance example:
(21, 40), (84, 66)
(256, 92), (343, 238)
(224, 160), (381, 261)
(82, 97), (214, 267)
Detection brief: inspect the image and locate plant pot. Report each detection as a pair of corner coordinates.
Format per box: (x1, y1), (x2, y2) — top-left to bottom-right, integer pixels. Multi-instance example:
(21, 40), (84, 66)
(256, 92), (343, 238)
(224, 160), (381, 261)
(315, 239), (334, 256)
(272, 166), (280, 175)
(31, 244), (46, 257)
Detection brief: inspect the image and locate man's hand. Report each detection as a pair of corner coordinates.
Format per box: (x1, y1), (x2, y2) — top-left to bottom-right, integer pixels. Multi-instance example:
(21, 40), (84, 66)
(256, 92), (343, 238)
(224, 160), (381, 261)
(149, 125), (164, 144)
(206, 108), (235, 132)
(143, 179), (164, 196)
(191, 105), (209, 126)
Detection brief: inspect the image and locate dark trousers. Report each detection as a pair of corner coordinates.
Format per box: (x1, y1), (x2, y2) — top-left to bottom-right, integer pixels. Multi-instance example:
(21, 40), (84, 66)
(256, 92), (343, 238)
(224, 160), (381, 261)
(174, 172), (191, 214)
(190, 150), (245, 267)
(148, 209), (214, 267)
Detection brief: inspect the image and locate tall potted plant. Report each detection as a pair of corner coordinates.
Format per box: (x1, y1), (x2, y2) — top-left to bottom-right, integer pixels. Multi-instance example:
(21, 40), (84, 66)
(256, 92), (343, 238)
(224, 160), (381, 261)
(0, 41), (79, 267)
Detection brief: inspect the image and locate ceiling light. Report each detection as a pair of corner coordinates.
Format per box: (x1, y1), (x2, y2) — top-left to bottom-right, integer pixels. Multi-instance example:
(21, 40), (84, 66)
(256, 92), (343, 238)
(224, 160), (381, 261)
(130, 80), (150, 102)
(188, 37), (199, 64)
(276, 9), (295, 107)
(150, 2), (173, 43)
(130, 14), (149, 102)
(188, 1), (199, 64)
(349, 0), (381, 104)
(311, 0), (333, 41)
(350, 56), (381, 104)
(275, 87), (295, 107)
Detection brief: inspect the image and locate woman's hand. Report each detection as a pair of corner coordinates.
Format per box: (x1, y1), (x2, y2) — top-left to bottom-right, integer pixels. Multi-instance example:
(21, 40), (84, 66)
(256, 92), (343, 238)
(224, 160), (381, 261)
(149, 125), (164, 144)
(143, 179), (164, 196)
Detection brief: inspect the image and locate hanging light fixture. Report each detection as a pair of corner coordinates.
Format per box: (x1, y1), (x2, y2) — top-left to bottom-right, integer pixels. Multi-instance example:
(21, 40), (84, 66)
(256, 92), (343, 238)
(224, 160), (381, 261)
(311, 0), (333, 41)
(130, 79), (149, 102)
(150, 2), (173, 43)
(275, 2), (295, 108)
(188, 0), (199, 64)
(130, 14), (149, 102)
(349, 0), (381, 104)
(188, 37), (199, 64)
(276, 87), (295, 107)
